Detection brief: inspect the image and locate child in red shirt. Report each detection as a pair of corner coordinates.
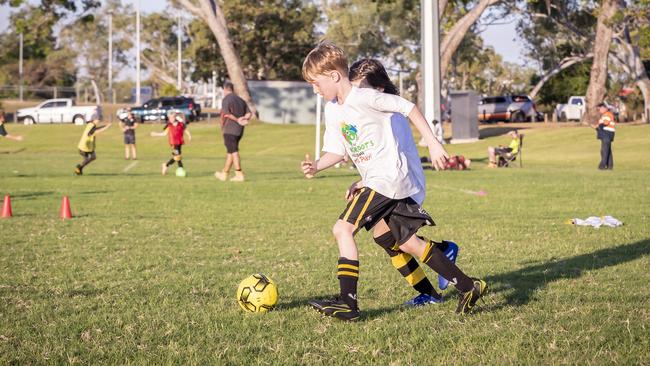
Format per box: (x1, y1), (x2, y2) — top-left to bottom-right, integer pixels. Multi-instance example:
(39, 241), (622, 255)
(151, 113), (192, 175)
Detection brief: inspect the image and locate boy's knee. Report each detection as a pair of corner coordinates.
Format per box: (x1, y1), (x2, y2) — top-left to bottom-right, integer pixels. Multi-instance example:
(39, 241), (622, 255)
(332, 221), (355, 239)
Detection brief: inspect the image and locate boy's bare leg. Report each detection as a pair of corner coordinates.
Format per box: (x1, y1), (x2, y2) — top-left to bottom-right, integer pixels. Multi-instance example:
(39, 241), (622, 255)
(372, 221), (441, 300)
(333, 220), (358, 260)
(331, 219), (360, 310)
(399, 234), (474, 293)
(131, 145), (137, 160)
(124, 146), (130, 160)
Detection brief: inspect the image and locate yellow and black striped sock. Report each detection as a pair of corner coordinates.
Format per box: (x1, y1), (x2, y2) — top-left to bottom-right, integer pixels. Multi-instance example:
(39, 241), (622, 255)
(337, 257), (359, 309)
(374, 232), (439, 297)
(420, 237), (473, 292)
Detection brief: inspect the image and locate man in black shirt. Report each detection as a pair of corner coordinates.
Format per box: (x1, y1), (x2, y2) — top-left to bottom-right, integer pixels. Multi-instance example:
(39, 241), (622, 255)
(215, 81), (251, 182)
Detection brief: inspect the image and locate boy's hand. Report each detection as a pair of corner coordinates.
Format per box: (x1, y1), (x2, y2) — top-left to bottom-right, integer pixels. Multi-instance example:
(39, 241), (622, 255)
(237, 116), (249, 126)
(345, 180), (363, 201)
(428, 143), (449, 171)
(301, 154), (316, 178)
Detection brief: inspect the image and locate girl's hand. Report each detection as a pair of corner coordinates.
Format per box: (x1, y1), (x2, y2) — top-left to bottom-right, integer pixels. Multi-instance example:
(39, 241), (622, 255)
(345, 180), (363, 201)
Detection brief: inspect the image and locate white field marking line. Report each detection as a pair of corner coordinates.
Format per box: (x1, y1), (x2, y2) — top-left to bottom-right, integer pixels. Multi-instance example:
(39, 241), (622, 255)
(427, 184), (485, 196)
(123, 161), (138, 173)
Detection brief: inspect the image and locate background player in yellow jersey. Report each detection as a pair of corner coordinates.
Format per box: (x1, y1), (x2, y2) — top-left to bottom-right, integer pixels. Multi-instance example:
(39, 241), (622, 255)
(74, 118), (111, 175)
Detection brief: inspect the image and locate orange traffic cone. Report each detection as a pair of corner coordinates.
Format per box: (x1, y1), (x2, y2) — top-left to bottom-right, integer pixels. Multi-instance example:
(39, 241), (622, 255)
(1, 194), (12, 218)
(60, 196), (72, 219)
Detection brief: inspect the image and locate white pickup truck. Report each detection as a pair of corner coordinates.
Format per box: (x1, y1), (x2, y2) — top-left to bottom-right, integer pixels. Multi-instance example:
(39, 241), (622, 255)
(16, 98), (102, 125)
(555, 96), (587, 121)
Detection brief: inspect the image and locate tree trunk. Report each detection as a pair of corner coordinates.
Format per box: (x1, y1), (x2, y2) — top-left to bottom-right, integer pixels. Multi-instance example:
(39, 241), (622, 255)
(440, 0), (499, 78)
(616, 25), (650, 123)
(439, 0), (448, 16)
(582, 0), (618, 125)
(529, 54), (593, 98)
(178, 0), (257, 116)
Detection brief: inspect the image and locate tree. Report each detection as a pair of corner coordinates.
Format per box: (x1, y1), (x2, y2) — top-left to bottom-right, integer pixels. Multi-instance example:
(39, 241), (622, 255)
(176, 0), (256, 116)
(322, 0), (504, 105)
(582, 0), (619, 125)
(186, 0), (318, 83)
(58, 0), (133, 100)
(0, 0), (100, 96)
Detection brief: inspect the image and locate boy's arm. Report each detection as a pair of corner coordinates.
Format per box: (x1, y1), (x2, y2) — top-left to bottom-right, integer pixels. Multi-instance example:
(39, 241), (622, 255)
(407, 107), (449, 170)
(150, 127), (168, 137)
(184, 128), (192, 141)
(4, 134), (24, 141)
(301, 152), (344, 177)
(94, 123), (112, 135)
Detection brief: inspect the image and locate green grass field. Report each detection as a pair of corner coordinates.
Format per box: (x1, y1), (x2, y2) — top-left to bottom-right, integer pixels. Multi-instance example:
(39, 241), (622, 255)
(1, 121), (649, 365)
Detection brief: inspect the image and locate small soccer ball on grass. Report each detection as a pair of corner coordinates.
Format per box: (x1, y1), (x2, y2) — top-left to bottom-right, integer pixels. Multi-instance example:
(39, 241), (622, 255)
(237, 274), (278, 313)
(175, 167), (186, 177)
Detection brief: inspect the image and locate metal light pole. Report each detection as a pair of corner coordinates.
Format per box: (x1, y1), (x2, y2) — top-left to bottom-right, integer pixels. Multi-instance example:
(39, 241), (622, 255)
(421, 0), (443, 143)
(177, 14), (182, 92)
(19, 33), (23, 101)
(108, 13), (113, 104)
(212, 71), (217, 108)
(136, 0), (141, 105)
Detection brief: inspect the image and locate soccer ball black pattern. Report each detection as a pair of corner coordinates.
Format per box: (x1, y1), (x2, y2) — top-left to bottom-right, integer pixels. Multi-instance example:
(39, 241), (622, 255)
(236, 274), (279, 313)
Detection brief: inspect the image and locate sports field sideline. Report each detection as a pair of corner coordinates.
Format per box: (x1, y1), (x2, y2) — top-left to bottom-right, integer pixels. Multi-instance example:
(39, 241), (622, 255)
(1, 122), (649, 364)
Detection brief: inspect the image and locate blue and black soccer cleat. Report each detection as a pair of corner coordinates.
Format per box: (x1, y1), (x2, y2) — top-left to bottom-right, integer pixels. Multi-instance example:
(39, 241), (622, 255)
(438, 240), (459, 290)
(404, 293), (444, 307)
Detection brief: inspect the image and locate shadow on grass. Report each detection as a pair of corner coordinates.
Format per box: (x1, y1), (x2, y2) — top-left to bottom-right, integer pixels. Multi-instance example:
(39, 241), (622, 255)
(10, 191), (55, 199)
(485, 238), (650, 309)
(0, 148), (26, 154)
(479, 126), (529, 139)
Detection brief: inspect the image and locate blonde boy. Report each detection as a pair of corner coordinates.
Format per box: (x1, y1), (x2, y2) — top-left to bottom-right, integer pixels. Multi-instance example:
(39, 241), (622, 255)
(301, 42), (486, 320)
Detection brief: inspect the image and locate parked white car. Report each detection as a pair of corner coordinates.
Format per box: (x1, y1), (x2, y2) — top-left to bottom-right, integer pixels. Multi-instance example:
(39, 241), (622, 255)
(555, 96), (587, 121)
(556, 96), (619, 121)
(16, 98), (102, 125)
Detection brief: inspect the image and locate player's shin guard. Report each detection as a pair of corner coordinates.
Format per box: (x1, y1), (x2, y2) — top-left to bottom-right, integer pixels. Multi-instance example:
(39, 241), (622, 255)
(420, 237), (474, 292)
(166, 158), (175, 167)
(337, 257), (359, 309)
(374, 232), (438, 297)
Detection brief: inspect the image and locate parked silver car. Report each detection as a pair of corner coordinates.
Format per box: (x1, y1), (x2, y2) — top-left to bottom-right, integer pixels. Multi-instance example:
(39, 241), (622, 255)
(477, 95), (539, 123)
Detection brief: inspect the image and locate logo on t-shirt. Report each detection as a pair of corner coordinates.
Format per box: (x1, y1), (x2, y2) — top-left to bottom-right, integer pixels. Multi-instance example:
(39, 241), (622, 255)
(341, 123), (358, 144)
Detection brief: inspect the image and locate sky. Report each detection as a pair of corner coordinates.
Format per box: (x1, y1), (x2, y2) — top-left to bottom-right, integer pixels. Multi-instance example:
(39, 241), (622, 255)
(0, 1), (528, 69)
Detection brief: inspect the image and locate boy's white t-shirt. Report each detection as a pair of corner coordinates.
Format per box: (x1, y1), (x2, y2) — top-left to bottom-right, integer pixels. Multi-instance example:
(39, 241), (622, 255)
(322, 86), (426, 204)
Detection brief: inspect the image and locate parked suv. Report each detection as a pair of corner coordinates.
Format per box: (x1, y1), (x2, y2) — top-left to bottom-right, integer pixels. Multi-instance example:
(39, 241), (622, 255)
(477, 95), (539, 123)
(125, 96), (201, 123)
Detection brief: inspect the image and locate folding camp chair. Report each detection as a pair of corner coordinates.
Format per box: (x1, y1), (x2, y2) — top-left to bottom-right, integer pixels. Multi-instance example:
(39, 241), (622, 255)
(498, 134), (523, 168)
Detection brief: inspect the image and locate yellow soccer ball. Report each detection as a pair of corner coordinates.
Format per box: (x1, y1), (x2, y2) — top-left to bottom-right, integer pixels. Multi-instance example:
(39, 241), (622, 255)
(236, 274), (278, 313)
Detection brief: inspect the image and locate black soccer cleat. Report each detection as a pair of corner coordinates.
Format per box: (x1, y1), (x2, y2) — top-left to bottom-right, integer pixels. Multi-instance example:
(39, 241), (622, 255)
(74, 166), (83, 176)
(456, 278), (488, 314)
(309, 297), (360, 321)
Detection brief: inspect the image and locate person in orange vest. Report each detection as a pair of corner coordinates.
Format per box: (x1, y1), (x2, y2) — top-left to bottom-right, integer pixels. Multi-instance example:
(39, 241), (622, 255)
(593, 103), (615, 170)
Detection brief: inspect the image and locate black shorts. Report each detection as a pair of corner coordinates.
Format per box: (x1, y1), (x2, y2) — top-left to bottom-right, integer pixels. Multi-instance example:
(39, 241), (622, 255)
(79, 150), (96, 159)
(223, 133), (242, 153)
(495, 147), (513, 156)
(124, 131), (136, 145)
(172, 145), (182, 156)
(339, 188), (435, 245)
